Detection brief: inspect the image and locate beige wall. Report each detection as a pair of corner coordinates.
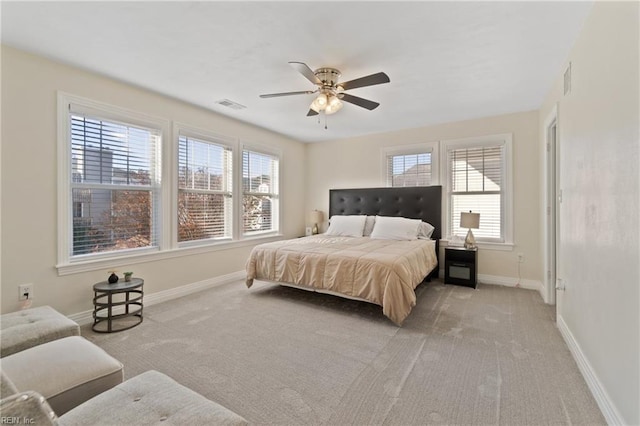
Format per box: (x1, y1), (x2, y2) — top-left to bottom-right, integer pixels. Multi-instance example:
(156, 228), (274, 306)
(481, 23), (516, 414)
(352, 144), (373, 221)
(0, 46), (306, 316)
(539, 2), (639, 424)
(305, 110), (542, 285)
(1, 46), (544, 314)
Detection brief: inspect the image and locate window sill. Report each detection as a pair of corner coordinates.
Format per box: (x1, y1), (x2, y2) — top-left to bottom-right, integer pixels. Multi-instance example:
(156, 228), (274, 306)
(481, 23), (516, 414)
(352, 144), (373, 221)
(56, 234), (284, 276)
(440, 239), (514, 251)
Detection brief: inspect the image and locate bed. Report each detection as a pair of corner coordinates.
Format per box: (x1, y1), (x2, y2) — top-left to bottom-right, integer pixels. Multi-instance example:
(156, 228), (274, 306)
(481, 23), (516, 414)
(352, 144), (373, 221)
(245, 186), (442, 325)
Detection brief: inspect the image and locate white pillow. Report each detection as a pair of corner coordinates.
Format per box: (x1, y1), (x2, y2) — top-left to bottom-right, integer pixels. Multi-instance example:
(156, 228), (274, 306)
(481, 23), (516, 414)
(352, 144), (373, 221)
(370, 216), (422, 240)
(363, 216), (376, 236)
(325, 215), (367, 237)
(418, 222), (435, 239)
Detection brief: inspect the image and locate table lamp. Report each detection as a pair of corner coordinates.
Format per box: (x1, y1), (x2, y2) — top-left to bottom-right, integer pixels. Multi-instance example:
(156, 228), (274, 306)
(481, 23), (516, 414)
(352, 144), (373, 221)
(309, 210), (324, 235)
(460, 211), (480, 249)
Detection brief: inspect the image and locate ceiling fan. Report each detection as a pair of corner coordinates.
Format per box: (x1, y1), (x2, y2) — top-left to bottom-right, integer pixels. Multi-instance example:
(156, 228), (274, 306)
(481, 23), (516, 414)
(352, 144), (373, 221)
(260, 62), (390, 117)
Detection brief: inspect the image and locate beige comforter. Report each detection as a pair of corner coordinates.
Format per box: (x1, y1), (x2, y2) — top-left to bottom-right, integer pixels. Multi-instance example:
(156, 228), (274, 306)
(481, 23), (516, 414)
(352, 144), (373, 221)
(245, 235), (438, 325)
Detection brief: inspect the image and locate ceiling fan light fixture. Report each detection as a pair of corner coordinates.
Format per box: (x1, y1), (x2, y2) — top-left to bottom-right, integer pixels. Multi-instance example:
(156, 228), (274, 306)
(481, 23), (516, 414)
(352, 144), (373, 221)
(316, 93), (328, 107)
(310, 93), (328, 112)
(324, 95), (343, 115)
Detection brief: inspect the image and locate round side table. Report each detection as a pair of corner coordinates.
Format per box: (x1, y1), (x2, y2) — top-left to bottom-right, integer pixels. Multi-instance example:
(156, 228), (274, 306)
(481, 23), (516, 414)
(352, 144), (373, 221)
(92, 278), (144, 333)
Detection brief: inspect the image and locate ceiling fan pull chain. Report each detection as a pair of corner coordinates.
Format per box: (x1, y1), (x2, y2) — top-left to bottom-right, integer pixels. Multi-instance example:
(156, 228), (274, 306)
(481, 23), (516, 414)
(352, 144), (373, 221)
(324, 114), (328, 130)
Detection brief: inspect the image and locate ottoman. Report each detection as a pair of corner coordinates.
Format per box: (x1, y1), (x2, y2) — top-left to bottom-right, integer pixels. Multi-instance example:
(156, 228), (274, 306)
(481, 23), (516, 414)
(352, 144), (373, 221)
(1, 336), (123, 415)
(0, 305), (80, 357)
(59, 370), (248, 425)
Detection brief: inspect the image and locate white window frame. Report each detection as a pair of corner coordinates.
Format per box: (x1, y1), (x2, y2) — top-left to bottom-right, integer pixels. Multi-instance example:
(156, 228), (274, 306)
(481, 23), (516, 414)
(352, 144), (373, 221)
(238, 141), (281, 239)
(381, 142), (440, 187)
(57, 92), (170, 269)
(440, 133), (513, 250)
(56, 93), (283, 276)
(173, 123), (237, 248)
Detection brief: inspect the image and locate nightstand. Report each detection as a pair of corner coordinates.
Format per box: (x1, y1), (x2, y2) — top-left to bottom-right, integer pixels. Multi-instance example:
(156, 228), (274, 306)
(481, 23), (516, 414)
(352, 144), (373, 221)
(444, 247), (478, 288)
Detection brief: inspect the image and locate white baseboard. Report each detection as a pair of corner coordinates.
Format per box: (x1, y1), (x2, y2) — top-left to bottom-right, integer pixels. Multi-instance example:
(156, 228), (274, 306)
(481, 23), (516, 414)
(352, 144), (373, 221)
(438, 270), (544, 299)
(69, 270), (245, 325)
(478, 273), (543, 292)
(557, 315), (625, 425)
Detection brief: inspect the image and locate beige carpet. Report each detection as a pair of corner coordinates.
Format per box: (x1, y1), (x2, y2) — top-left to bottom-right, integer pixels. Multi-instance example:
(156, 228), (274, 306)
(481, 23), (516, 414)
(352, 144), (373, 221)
(84, 279), (605, 425)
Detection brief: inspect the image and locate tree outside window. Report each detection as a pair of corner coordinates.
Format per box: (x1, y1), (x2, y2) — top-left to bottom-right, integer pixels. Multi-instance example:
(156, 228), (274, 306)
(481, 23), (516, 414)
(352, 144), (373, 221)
(70, 115), (159, 257)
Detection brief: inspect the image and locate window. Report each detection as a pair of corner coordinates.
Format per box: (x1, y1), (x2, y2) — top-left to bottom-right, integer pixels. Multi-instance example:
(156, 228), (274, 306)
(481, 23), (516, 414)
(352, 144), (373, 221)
(442, 134), (512, 245)
(69, 111), (161, 258)
(178, 132), (233, 244)
(382, 142), (439, 187)
(242, 148), (279, 235)
(58, 93), (283, 274)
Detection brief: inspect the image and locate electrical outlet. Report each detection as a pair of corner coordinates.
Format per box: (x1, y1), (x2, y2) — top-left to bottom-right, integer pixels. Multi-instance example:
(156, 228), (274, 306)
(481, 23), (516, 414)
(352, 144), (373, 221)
(517, 253), (525, 263)
(19, 284), (33, 301)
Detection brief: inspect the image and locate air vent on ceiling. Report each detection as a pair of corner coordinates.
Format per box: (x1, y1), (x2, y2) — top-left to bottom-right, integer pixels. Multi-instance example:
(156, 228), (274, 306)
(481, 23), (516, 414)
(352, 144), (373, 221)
(563, 62), (571, 95)
(215, 99), (246, 110)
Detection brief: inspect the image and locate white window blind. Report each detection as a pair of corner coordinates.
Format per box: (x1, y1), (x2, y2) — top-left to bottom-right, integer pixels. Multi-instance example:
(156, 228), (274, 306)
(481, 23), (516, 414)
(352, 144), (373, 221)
(178, 134), (233, 243)
(449, 145), (504, 241)
(387, 152), (432, 187)
(242, 149), (279, 234)
(70, 113), (160, 257)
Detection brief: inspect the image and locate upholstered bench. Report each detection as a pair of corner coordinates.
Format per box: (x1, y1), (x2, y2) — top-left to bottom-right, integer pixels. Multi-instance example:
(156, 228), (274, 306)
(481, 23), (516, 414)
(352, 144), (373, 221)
(0, 306), (80, 357)
(1, 371), (248, 425)
(1, 336), (123, 415)
(61, 370), (247, 425)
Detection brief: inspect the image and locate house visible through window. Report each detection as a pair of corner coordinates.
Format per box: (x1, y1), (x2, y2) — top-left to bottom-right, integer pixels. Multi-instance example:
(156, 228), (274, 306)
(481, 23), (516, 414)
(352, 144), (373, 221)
(242, 149), (279, 234)
(178, 133), (233, 243)
(70, 113), (161, 257)
(59, 94), (283, 273)
(387, 152), (432, 187)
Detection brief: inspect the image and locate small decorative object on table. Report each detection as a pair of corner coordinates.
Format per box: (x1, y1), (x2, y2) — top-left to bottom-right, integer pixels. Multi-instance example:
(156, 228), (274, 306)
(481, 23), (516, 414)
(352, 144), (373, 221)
(107, 272), (119, 284)
(124, 272), (133, 282)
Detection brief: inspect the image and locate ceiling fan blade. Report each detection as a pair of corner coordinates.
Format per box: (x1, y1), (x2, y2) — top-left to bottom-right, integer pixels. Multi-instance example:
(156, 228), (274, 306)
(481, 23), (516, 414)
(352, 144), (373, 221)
(259, 90), (316, 98)
(340, 93), (380, 110)
(289, 61), (322, 85)
(307, 109), (319, 117)
(338, 72), (390, 91)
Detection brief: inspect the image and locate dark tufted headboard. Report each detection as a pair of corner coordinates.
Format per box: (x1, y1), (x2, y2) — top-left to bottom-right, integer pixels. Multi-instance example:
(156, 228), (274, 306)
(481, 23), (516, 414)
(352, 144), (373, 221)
(329, 186), (442, 240)
(329, 186), (442, 278)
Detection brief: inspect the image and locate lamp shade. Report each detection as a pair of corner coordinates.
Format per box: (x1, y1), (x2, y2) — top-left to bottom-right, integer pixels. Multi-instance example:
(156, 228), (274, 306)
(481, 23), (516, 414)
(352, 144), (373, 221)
(309, 210), (324, 224)
(460, 211), (480, 229)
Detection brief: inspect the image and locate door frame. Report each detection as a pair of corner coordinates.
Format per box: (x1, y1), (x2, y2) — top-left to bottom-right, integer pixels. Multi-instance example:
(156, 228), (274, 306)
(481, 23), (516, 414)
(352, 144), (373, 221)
(542, 104), (559, 305)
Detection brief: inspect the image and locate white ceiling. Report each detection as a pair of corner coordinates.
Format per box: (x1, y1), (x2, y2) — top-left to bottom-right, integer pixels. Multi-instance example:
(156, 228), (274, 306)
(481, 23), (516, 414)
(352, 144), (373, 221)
(1, 1), (592, 143)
